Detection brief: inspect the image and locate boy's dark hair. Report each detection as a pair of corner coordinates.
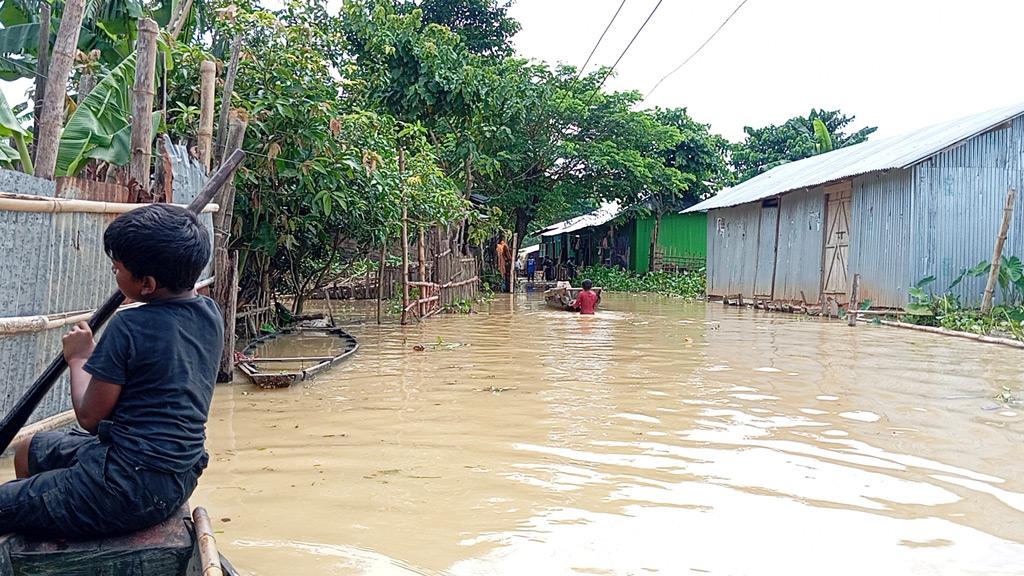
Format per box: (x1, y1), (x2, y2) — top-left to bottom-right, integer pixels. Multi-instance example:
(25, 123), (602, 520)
(104, 204), (210, 292)
(582, 279), (593, 290)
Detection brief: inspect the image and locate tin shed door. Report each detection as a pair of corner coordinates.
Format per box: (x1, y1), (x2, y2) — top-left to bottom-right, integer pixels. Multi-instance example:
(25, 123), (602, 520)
(822, 183), (852, 298)
(753, 202), (779, 298)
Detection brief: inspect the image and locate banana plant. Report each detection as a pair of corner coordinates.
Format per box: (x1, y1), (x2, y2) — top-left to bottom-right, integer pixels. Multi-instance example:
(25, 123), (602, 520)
(0, 88), (32, 172)
(55, 52), (158, 175)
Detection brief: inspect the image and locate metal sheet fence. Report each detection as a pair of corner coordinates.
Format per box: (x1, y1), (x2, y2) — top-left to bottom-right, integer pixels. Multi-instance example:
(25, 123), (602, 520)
(0, 149), (212, 425)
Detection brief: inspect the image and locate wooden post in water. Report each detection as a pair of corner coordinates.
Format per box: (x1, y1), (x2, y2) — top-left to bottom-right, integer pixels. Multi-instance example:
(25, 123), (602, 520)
(197, 60), (216, 172)
(33, 0), (87, 179)
(847, 273), (861, 327)
(399, 149), (410, 325)
(418, 226), (427, 315)
(129, 18), (159, 190)
(509, 232), (518, 294)
(982, 187), (1017, 315)
(377, 246), (386, 325)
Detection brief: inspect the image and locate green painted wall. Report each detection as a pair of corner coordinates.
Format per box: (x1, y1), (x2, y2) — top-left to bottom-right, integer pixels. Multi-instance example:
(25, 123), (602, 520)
(631, 212), (707, 273)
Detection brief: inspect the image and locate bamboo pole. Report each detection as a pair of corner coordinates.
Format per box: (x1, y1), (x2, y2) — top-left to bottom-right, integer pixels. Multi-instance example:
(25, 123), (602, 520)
(879, 319), (1024, 349)
(400, 149), (410, 325)
(0, 192), (219, 214)
(129, 18), (159, 190)
(215, 35), (242, 165)
(418, 227), (427, 315)
(193, 507), (224, 576)
(847, 273), (860, 327)
(0, 276), (216, 336)
(30, 1), (50, 162)
(509, 232), (518, 294)
(981, 188), (1016, 315)
(211, 112), (246, 382)
(377, 246), (385, 324)
(197, 60), (216, 172)
(33, 0), (87, 179)
(169, 0), (195, 39)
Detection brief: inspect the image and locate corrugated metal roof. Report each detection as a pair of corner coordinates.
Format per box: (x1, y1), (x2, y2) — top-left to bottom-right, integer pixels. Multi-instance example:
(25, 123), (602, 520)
(684, 101), (1024, 213)
(538, 201), (621, 237)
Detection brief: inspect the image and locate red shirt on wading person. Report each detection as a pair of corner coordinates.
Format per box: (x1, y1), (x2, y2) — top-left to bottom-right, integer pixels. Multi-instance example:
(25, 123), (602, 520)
(572, 279), (599, 314)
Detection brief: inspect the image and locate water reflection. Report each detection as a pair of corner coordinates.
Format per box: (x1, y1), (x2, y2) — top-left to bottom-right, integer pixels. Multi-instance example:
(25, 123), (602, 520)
(189, 294), (1024, 575)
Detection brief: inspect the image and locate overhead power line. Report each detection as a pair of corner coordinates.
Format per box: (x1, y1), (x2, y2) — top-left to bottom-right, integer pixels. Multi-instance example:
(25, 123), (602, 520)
(585, 0), (665, 106)
(575, 0), (628, 80)
(643, 0), (750, 102)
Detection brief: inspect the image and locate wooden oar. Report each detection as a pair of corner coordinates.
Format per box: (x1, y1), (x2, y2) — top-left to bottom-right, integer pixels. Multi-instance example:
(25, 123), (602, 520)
(0, 150), (246, 453)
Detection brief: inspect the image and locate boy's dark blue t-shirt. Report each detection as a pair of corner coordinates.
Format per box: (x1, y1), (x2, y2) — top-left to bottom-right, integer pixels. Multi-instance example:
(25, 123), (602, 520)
(85, 295), (223, 474)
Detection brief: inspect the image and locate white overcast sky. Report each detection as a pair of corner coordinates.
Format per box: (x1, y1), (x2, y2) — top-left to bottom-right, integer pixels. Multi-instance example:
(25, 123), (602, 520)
(509, 0), (1024, 140)
(5, 0), (1023, 142)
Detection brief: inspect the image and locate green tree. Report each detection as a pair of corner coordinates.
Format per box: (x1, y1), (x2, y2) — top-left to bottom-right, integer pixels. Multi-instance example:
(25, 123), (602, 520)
(399, 0), (519, 58)
(641, 107), (731, 270)
(731, 108), (877, 183)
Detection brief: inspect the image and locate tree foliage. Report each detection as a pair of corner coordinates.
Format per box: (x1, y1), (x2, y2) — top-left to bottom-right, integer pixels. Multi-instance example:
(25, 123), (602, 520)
(730, 108), (877, 183)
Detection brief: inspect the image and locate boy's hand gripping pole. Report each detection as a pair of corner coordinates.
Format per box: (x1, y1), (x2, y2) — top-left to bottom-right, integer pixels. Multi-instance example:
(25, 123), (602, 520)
(0, 150), (246, 454)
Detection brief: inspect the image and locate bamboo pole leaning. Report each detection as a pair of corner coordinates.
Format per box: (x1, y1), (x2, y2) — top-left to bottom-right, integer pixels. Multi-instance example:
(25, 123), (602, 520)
(377, 246), (385, 325)
(33, 0), (88, 179)
(981, 187), (1017, 315)
(215, 35), (242, 165)
(212, 113), (248, 381)
(129, 18), (159, 190)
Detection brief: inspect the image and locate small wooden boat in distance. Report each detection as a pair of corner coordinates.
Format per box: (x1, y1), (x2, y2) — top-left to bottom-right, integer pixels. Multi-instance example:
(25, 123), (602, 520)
(237, 327), (358, 389)
(543, 283), (603, 311)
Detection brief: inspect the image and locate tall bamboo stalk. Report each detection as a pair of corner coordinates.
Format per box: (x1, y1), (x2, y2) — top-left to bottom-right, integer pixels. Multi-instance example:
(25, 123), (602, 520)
(197, 60), (216, 172)
(982, 188), (1017, 315)
(213, 114), (248, 381)
(400, 149), (410, 325)
(30, 1), (50, 162)
(215, 35), (242, 165)
(377, 246), (385, 325)
(33, 0), (87, 179)
(129, 18), (159, 190)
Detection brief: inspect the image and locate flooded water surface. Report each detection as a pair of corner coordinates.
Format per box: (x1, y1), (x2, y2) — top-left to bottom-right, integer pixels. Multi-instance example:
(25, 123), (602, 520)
(196, 294), (1024, 575)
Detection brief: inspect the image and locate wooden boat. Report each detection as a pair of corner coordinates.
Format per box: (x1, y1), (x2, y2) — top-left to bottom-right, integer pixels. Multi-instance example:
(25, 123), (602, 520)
(543, 284), (603, 311)
(236, 326), (358, 389)
(0, 506), (238, 575)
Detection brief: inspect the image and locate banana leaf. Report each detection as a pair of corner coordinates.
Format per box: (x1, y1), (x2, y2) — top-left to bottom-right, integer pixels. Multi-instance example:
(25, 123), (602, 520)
(56, 53), (159, 176)
(0, 140), (19, 165)
(813, 118), (833, 153)
(0, 88), (31, 171)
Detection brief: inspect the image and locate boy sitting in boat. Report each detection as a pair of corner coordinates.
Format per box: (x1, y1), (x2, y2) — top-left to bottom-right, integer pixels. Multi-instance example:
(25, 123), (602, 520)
(0, 204), (223, 539)
(571, 279), (601, 314)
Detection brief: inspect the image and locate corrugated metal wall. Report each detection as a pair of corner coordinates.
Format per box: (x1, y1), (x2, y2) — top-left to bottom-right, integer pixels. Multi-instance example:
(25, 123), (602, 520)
(848, 171), (915, 308)
(773, 187), (825, 302)
(848, 116), (1024, 308)
(910, 116), (1024, 307)
(706, 203), (761, 297)
(0, 149), (213, 425)
(632, 212), (708, 273)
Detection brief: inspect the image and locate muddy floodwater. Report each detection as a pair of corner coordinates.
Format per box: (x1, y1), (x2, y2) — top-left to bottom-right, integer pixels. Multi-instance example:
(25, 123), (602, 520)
(13, 293), (1024, 575)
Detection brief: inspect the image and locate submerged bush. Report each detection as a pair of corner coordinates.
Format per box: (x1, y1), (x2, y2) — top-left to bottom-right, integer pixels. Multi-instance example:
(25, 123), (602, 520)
(572, 266), (705, 299)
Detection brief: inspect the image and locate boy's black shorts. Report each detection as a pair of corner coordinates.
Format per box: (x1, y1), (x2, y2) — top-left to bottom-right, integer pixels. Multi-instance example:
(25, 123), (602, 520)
(0, 428), (205, 539)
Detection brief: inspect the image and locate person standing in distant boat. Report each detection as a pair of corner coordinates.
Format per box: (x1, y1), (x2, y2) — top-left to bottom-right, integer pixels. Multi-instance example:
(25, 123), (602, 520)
(571, 279), (600, 315)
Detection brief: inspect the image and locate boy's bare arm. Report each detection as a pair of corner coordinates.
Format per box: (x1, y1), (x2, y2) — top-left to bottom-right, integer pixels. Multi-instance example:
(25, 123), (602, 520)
(63, 322), (121, 434)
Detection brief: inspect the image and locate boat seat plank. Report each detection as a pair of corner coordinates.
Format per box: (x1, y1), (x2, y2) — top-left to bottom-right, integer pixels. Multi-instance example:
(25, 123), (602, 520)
(5, 505), (192, 576)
